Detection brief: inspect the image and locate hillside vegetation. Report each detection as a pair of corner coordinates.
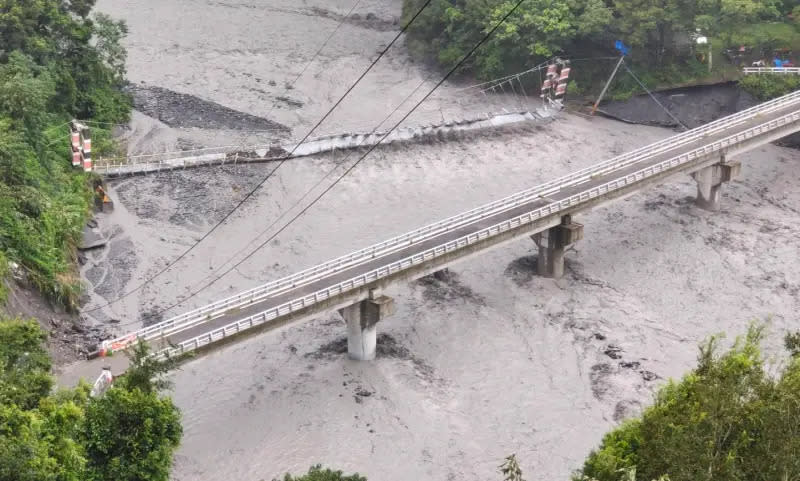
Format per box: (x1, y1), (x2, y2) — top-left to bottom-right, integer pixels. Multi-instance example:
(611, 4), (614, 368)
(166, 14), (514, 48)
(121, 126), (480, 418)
(0, 319), (182, 481)
(402, 0), (799, 96)
(0, 0), (131, 308)
(740, 73), (800, 100)
(576, 326), (800, 481)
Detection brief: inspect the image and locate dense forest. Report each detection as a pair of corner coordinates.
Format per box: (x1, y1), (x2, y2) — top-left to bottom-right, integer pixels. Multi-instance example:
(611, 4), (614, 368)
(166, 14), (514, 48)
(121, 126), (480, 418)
(402, 0), (800, 97)
(0, 0), (130, 308)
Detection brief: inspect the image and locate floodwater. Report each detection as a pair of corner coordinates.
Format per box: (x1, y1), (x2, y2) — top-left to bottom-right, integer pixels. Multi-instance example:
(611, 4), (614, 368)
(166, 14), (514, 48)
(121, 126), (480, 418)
(84, 0), (800, 479)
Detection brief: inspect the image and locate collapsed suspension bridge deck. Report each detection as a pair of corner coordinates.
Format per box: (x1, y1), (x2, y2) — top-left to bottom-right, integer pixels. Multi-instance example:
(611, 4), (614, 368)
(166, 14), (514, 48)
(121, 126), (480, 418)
(59, 90), (800, 386)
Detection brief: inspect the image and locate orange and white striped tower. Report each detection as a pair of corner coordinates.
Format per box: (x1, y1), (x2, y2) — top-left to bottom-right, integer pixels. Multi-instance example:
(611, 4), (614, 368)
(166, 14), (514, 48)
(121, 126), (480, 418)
(555, 62), (571, 99)
(81, 127), (92, 172)
(69, 120), (92, 172)
(540, 58), (572, 105)
(70, 123), (82, 167)
(540, 63), (558, 100)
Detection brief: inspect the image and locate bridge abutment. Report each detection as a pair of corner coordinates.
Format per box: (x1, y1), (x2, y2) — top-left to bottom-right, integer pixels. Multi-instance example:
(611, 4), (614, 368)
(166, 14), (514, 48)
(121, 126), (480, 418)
(692, 157), (741, 211)
(338, 289), (396, 361)
(532, 215), (584, 278)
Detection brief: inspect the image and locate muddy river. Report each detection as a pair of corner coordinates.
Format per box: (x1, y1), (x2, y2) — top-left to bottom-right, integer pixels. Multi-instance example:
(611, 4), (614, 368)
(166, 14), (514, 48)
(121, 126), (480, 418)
(86, 1), (800, 479)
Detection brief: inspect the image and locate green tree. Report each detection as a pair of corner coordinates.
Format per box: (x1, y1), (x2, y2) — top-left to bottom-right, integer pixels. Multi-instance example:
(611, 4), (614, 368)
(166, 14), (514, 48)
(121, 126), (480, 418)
(120, 340), (181, 394)
(577, 326), (800, 481)
(739, 73), (800, 100)
(0, 318), (184, 481)
(0, 0), (131, 308)
(0, 404), (61, 481)
(83, 387), (182, 481)
(278, 465), (367, 481)
(404, 0), (611, 79)
(612, 0), (696, 65)
(695, 0), (782, 46)
(0, 52), (55, 136)
(0, 318), (53, 410)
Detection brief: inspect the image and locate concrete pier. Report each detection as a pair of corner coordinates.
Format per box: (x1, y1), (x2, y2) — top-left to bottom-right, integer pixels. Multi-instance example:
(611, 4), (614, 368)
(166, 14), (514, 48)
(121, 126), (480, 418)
(532, 215), (584, 278)
(692, 158), (741, 211)
(338, 289), (396, 361)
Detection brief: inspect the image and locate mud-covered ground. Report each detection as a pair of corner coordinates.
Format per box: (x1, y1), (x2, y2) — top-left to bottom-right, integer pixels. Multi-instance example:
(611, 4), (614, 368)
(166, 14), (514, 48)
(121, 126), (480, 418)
(2, 271), (110, 366)
(598, 82), (758, 128)
(74, 111), (800, 481)
(76, 0), (800, 479)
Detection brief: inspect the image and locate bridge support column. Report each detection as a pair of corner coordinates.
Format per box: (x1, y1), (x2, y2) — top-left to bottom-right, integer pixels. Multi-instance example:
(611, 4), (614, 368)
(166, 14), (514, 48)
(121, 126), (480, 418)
(531, 215), (584, 278)
(692, 157), (741, 211)
(338, 289), (396, 361)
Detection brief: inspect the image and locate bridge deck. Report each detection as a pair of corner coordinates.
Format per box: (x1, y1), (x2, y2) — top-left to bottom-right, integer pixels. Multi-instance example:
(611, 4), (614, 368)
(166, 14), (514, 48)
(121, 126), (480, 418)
(57, 97), (800, 386)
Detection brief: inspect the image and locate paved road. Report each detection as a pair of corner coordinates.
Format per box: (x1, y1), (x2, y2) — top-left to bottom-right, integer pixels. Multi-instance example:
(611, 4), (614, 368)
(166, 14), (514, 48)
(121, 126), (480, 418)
(57, 98), (800, 387)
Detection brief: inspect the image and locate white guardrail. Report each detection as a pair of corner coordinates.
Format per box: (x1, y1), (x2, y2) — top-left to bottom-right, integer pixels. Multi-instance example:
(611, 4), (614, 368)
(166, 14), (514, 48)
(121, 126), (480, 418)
(103, 90), (800, 353)
(153, 107), (800, 360)
(743, 67), (800, 75)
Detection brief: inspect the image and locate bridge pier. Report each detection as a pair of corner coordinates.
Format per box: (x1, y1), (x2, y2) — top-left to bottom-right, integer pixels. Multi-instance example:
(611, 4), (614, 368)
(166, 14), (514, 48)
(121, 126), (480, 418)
(338, 289), (396, 361)
(532, 215), (584, 278)
(692, 157), (741, 211)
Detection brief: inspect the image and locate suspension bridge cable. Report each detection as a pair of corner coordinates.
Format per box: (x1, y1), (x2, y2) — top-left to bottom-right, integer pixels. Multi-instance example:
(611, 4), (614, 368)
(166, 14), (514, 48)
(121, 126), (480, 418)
(87, 0), (362, 161)
(129, 0), (534, 322)
(224, 0), (366, 154)
(103, 60), (557, 331)
(82, 0), (437, 314)
(108, 77), (437, 331)
(109, 63), (552, 329)
(125, 64), (546, 322)
(622, 61), (688, 130)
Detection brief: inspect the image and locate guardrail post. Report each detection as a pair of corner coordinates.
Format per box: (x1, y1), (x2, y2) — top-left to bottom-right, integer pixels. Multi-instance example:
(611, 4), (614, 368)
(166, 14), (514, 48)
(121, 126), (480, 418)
(692, 155), (741, 211)
(337, 288), (396, 361)
(531, 215), (583, 278)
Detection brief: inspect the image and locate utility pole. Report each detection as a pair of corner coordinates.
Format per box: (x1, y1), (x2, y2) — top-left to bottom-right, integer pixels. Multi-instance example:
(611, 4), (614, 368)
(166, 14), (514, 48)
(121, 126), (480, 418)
(591, 56), (625, 116)
(708, 38), (713, 73)
(591, 40), (629, 116)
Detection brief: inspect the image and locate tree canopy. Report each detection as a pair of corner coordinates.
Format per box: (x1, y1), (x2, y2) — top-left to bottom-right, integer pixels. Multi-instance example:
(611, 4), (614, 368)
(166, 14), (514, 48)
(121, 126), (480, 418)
(403, 0), (792, 84)
(0, 318), (183, 481)
(576, 326), (800, 481)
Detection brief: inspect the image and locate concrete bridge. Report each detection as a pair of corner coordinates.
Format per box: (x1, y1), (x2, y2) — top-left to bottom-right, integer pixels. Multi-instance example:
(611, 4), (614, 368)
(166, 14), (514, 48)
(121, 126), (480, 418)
(59, 90), (800, 386)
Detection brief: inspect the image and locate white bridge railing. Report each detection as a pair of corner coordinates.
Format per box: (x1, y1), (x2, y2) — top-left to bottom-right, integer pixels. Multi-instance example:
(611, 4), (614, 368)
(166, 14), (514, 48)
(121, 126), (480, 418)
(99, 90), (800, 355)
(153, 106), (800, 360)
(743, 67), (800, 75)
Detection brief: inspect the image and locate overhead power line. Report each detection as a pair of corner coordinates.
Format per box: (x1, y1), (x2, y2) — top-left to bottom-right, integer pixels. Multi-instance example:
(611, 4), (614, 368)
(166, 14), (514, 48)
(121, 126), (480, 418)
(131, 0), (535, 322)
(622, 61), (688, 130)
(83, 0), (436, 314)
(223, 0), (366, 155)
